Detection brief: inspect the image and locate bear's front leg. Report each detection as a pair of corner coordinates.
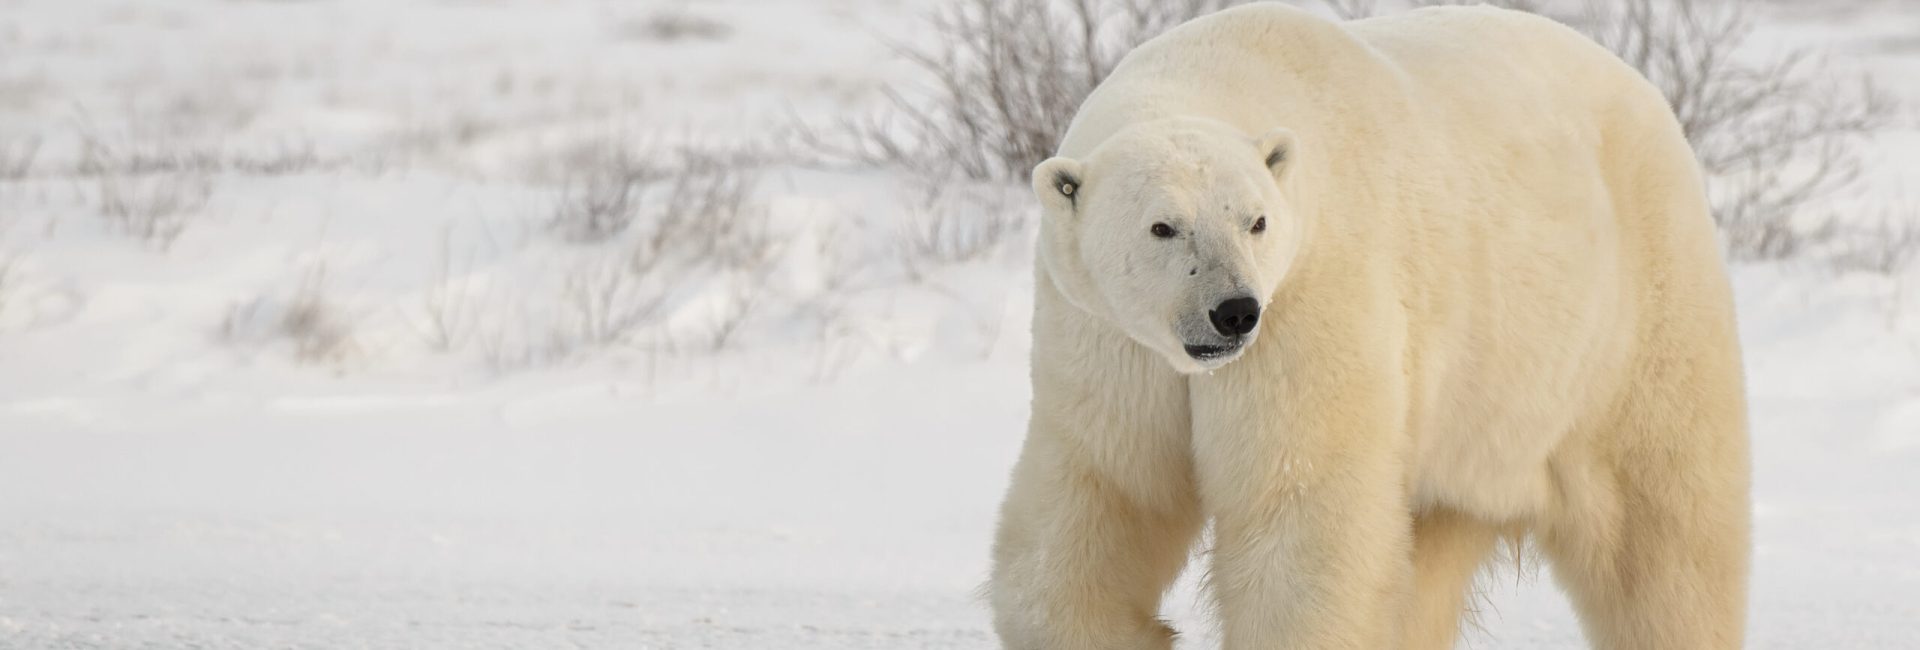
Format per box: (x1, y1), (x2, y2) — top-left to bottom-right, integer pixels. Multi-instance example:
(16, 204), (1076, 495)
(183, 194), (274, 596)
(1189, 330), (1415, 649)
(989, 295), (1204, 650)
(989, 431), (1202, 650)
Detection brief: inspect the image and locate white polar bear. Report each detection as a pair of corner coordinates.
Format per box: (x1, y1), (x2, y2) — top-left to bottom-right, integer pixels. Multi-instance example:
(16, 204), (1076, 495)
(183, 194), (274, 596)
(989, 4), (1750, 650)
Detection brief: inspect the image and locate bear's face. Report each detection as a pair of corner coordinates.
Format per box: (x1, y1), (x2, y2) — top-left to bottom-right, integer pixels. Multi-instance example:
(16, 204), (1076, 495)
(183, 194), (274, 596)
(1032, 119), (1302, 374)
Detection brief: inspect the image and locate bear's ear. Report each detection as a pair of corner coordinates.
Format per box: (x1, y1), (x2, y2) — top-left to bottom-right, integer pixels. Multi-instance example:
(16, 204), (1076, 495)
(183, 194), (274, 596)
(1253, 128), (1296, 184)
(1031, 156), (1085, 216)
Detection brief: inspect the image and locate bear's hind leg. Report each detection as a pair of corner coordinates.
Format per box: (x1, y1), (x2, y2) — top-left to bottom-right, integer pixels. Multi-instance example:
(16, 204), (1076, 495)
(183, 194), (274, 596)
(1540, 356), (1750, 650)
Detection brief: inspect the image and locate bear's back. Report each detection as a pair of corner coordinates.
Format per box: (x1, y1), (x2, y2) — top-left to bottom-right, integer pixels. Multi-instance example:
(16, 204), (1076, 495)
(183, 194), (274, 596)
(1069, 4), (1673, 159)
(1347, 6), (1671, 139)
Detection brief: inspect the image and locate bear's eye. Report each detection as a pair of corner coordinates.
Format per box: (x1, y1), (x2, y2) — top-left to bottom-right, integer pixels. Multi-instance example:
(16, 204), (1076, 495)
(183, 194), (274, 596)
(1150, 222), (1176, 239)
(1251, 216), (1267, 234)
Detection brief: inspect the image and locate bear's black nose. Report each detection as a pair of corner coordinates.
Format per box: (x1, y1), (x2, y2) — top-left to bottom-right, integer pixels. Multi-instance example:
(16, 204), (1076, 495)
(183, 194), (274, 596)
(1209, 297), (1261, 336)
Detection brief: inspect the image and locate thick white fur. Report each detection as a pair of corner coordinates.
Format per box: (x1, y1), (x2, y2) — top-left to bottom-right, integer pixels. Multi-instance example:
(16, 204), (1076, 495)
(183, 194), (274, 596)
(990, 4), (1749, 649)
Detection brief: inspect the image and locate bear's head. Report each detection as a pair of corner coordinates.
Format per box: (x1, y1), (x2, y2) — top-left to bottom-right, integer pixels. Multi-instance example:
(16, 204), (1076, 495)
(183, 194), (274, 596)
(1032, 117), (1303, 374)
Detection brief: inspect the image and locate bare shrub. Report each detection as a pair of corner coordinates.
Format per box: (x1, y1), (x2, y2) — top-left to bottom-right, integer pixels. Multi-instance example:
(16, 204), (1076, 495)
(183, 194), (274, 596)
(93, 172), (212, 251)
(701, 277), (764, 352)
(1577, 0), (1894, 260)
(619, 8), (733, 42)
(549, 146), (657, 243)
(667, 150), (774, 269)
(1321, 0), (1379, 19)
(635, 150), (778, 352)
(547, 143), (767, 255)
(77, 128), (329, 178)
(220, 266), (358, 365)
(0, 136), (37, 179)
(532, 135), (659, 185)
(627, 148), (774, 275)
(1830, 205), (1920, 277)
(512, 144), (778, 366)
(76, 125), (339, 250)
(280, 269), (356, 363)
(410, 231), (485, 353)
(224, 138), (328, 175)
(557, 257), (665, 348)
(896, 182), (1028, 282)
(78, 135), (219, 177)
(471, 255), (681, 373)
(808, 0), (1243, 180)
(811, 220), (870, 298)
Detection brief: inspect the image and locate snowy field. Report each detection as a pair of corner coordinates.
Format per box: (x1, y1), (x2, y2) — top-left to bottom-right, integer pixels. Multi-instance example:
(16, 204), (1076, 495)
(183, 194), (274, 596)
(1, 0), (1918, 648)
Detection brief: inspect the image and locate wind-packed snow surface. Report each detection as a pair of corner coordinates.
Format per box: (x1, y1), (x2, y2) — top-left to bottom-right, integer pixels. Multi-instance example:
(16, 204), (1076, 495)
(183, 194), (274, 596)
(1, 1), (1917, 648)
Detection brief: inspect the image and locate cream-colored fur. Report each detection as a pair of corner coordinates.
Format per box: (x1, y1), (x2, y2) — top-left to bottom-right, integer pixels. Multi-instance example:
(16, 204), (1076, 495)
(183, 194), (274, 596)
(990, 4), (1750, 649)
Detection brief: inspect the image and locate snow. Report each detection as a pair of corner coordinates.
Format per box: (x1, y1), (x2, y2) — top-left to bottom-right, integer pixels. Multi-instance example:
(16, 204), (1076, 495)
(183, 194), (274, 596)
(1, 0), (1917, 648)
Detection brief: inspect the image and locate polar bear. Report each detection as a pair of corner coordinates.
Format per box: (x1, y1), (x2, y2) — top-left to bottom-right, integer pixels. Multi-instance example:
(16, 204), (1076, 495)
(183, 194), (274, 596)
(988, 4), (1749, 650)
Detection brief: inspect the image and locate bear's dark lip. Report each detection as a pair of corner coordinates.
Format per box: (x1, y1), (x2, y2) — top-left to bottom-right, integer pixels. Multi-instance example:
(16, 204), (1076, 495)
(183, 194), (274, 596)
(1183, 342), (1240, 359)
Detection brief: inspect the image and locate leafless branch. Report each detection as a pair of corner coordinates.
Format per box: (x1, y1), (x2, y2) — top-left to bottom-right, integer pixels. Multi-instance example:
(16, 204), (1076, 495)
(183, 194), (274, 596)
(802, 0), (1244, 181)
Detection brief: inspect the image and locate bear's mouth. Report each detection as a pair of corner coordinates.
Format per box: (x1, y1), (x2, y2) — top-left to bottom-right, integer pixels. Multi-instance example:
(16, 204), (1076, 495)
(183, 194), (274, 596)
(1183, 342), (1239, 360)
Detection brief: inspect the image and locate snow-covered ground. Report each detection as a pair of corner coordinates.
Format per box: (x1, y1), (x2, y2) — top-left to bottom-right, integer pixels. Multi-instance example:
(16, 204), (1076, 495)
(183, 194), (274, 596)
(0, 0), (1917, 648)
